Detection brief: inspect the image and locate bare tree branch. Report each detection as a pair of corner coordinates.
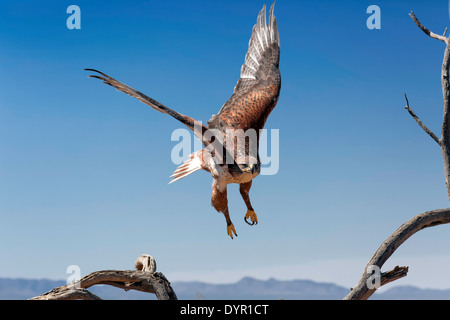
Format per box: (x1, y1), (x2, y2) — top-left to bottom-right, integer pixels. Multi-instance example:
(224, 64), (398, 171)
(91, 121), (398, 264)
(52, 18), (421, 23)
(409, 11), (448, 42)
(346, 5), (450, 300)
(29, 254), (178, 300)
(344, 208), (450, 300)
(32, 287), (103, 300)
(408, 5), (450, 203)
(404, 93), (442, 145)
(440, 36), (450, 202)
(380, 266), (409, 287)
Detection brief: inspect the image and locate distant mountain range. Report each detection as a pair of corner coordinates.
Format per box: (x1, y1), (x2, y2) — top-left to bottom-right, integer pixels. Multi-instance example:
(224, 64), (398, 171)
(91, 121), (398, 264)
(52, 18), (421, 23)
(1, 276), (449, 300)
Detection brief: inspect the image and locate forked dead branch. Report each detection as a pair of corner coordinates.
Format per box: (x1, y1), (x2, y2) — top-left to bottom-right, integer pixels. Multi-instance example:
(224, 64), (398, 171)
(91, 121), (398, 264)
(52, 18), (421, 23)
(345, 4), (450, 300)
(30, 254), (177, 300)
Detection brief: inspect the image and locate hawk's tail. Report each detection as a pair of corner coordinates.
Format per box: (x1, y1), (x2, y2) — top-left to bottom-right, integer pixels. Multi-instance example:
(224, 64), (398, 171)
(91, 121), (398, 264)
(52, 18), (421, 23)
(169, 149), (204, 184)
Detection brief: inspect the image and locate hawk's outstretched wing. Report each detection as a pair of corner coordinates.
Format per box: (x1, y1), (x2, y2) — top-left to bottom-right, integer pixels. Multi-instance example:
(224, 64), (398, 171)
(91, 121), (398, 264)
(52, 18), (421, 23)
(207, 2), (281, 134)
(85, 68), (211, 146)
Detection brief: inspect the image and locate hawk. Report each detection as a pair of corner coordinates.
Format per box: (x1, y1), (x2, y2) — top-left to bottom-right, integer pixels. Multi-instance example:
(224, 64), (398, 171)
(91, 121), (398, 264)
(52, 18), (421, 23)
(85, 2), (281, 239)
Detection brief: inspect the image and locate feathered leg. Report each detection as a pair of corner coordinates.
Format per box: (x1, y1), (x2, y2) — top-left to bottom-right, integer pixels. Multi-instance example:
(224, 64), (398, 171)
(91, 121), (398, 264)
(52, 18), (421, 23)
(211, 180), (237, 239)
(240, 181), (258, 226)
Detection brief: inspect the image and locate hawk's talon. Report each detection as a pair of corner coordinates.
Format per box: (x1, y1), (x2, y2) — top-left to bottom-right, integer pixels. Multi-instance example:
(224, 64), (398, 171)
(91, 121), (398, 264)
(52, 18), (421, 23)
(227, 223), (237, 239)
(244, 210), (258, 226)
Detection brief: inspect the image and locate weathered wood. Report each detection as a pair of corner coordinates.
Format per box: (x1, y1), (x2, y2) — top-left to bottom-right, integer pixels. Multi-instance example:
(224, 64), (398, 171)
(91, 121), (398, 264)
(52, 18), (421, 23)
(346, 7), (450, 300)
(404, 93), (441, 146)
(135, 254), (157, 272)
(409, 11), (447, 42)
(440, 36), (450, 202)
(345, 208), (450, 300)
(406, 10), (450, 202)
(29, 254), (177, 300)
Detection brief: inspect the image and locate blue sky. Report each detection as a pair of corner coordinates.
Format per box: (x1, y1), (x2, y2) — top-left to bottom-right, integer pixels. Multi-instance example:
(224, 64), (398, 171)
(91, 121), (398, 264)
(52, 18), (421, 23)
(1, 0), (450, 292)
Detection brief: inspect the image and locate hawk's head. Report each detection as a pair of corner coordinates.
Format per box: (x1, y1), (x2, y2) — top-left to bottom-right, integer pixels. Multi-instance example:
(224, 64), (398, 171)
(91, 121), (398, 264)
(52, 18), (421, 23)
(236, 155), (259, 175)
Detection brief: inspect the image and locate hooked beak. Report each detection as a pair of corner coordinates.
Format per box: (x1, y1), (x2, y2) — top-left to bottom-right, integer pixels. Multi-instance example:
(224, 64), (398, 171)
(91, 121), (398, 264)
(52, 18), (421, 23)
(242, 164), (255, 174)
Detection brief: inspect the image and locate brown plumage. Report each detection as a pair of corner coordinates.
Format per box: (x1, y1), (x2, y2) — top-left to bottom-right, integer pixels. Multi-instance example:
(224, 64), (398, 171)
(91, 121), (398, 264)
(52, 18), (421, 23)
(85, 2), (281, 239)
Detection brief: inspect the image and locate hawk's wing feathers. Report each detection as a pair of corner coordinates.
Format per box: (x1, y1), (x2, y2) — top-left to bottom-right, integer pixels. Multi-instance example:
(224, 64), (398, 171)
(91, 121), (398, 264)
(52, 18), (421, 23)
(234, 2), (280, 93)
(208, 2), (281, 132)
(85, 68), (210, 146)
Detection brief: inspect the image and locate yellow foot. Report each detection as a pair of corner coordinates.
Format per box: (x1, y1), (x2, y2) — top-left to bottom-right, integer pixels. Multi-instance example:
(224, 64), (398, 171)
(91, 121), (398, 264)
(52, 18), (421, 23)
(244, 210), (258, 226)
(227, 223), (237, 239)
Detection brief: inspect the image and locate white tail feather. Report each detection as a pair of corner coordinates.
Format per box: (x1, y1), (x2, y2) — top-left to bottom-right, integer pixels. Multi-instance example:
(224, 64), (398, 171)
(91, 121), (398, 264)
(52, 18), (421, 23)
(169, 150), (203, 184)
